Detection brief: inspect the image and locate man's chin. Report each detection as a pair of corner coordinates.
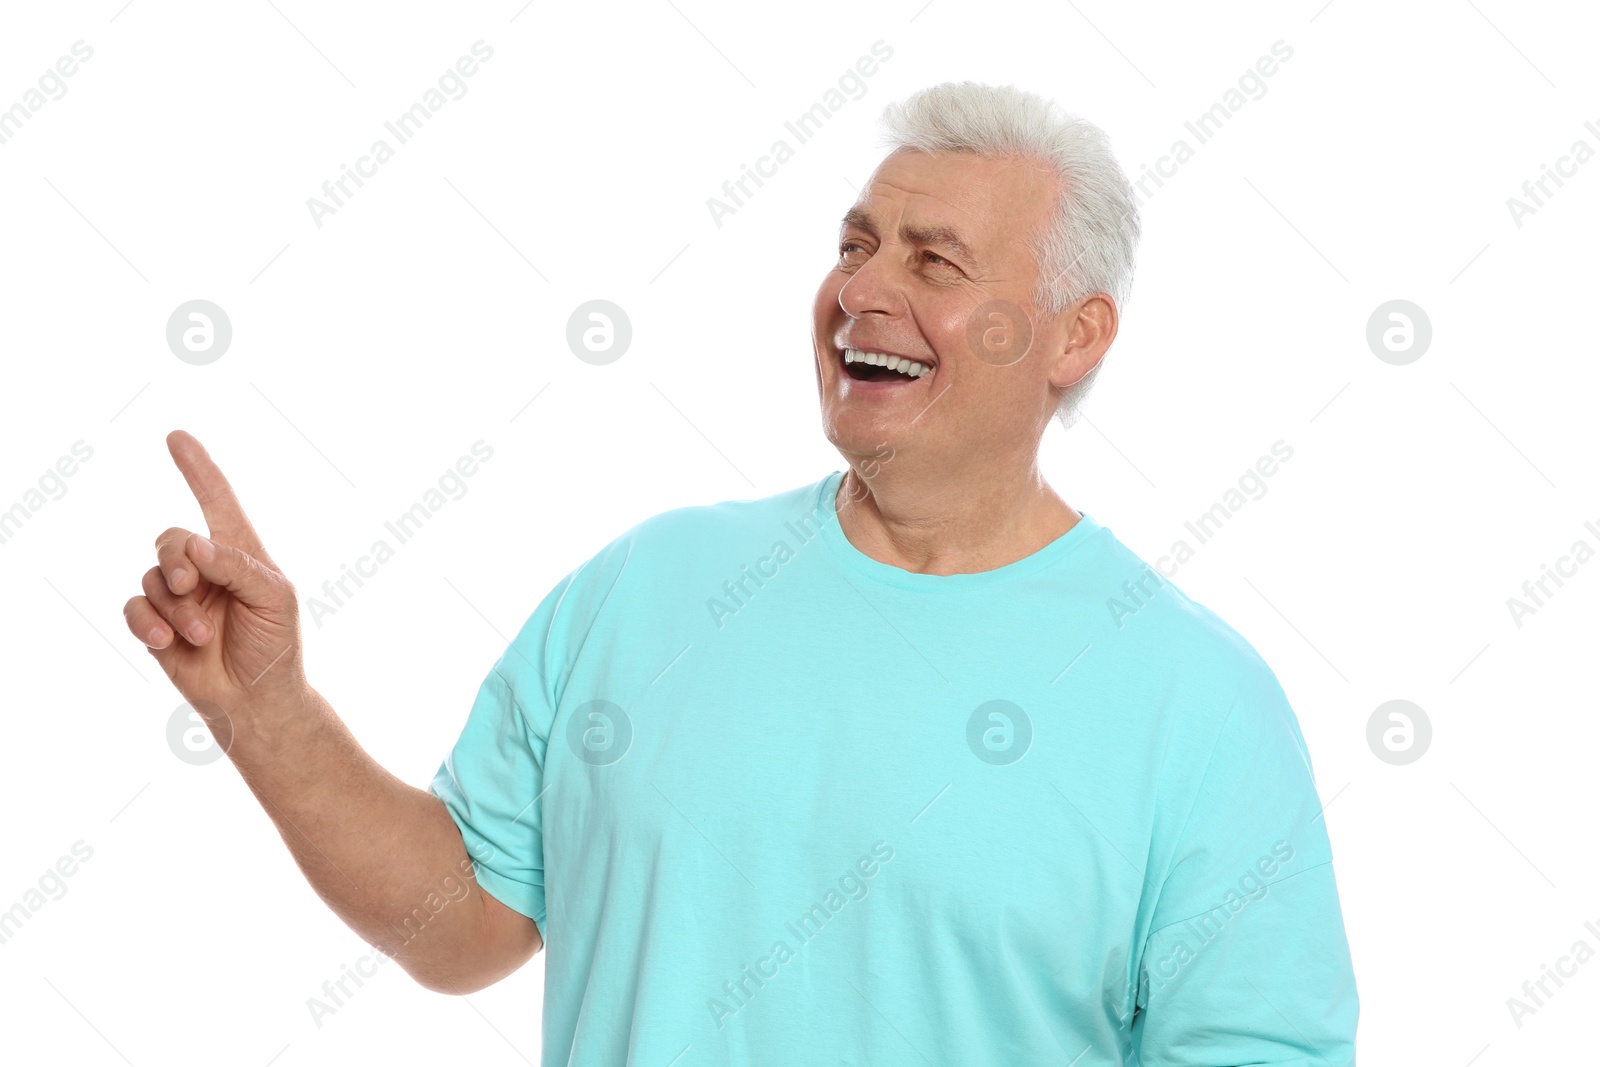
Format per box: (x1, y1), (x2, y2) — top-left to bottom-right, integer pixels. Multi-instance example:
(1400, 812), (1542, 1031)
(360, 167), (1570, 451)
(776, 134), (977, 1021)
(824, 423), (904, 466)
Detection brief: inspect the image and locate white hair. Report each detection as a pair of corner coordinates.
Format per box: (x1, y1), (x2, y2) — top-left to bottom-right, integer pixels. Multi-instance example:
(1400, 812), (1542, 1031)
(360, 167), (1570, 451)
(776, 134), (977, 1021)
(875, 81), (1141, 429)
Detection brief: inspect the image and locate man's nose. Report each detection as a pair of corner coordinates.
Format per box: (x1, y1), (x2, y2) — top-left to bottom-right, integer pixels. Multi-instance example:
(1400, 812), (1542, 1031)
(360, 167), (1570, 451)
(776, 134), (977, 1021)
(837, 249), (907, 318)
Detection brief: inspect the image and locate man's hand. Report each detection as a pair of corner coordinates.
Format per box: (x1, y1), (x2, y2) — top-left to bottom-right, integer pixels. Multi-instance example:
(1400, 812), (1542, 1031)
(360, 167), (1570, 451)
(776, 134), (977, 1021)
(122, 430), (306, 721)
(120, 430), (539, 988)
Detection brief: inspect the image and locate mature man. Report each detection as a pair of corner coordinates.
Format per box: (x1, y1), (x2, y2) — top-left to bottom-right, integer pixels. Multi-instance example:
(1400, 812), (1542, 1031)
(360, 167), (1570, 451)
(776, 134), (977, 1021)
(125, 81), (1357, 1064)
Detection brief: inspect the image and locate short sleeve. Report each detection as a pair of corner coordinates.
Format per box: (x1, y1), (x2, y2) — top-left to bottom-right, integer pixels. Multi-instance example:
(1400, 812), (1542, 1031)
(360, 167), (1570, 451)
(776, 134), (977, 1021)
(1131, 664), (1359, 1065)
(428, 575), (575, 939)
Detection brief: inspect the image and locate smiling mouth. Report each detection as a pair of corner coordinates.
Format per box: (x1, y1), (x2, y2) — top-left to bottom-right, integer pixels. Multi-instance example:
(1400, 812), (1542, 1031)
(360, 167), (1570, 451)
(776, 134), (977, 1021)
(837, 347), (934, 383)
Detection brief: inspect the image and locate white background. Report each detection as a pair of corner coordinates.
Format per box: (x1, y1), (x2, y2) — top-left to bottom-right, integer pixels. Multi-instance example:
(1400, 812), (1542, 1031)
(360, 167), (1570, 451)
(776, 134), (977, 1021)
(1, 0), (1596, 1063)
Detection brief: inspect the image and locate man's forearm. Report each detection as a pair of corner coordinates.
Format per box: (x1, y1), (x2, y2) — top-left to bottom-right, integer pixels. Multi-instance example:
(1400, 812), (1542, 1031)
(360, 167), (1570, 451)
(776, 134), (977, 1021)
(223, 685), (495, 991)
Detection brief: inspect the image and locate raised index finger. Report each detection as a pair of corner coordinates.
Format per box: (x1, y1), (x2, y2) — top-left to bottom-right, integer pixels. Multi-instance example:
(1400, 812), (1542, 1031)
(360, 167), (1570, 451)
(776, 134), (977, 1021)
(165, 430), (271, 561)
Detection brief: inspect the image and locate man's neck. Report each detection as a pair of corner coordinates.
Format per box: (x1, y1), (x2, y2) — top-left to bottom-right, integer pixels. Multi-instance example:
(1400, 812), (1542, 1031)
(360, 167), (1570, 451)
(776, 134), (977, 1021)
(834, 462), (1080, 576)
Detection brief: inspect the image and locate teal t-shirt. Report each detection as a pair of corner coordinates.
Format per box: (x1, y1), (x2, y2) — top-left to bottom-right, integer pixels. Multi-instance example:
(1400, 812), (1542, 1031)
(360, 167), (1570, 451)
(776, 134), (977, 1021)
(429, 470), (1358, 1065)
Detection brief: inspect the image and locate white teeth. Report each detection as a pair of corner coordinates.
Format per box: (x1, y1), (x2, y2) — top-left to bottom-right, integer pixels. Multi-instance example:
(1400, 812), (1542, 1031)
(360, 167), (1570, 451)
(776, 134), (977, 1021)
(841, 348), (931, 378)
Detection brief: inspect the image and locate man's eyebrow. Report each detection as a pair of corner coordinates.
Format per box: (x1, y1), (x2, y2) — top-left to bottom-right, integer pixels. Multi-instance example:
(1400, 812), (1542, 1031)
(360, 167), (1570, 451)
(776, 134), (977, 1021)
(839, 208), (979, 266)
(839, 208), (874, 235)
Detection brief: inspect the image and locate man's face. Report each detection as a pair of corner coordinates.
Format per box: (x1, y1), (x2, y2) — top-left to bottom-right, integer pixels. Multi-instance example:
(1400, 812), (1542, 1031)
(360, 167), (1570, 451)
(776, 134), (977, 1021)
(811, 147), (1093, 465)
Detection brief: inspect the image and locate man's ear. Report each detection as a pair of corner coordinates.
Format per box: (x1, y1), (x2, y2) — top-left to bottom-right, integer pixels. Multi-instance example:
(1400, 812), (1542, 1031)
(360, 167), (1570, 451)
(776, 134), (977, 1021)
(1049, 293), (1118, 389)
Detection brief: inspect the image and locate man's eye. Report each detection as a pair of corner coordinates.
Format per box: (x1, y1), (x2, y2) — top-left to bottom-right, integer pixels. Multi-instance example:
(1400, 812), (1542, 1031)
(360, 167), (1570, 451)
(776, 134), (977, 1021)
(836, 243), (956, 269)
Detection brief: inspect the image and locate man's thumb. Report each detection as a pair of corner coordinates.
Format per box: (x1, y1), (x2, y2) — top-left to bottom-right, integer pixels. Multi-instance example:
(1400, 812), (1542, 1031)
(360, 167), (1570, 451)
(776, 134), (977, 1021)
(186, 532), (286, 607)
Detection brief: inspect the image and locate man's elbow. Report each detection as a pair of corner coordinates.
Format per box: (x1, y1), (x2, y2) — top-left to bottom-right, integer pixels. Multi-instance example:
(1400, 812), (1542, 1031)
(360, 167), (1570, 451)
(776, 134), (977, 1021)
(400, 887), (544, 995)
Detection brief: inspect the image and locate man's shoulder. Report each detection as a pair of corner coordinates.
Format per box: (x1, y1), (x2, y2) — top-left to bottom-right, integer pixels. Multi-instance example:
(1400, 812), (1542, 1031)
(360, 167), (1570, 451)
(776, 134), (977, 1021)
(1089, 522), (1283, 708)
(503, 474), (836, 673)
(568, 472), (834, 588)
(1089, 528), (1313, 803)
(609, 473), (830, 552)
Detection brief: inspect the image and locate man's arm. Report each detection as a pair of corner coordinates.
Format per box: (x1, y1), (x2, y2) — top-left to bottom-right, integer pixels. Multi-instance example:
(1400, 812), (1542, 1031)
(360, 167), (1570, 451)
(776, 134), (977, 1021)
(232, 684), (543, 993)
(1130, 663), (1358, 1063)
(123, 431), (540, 995)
